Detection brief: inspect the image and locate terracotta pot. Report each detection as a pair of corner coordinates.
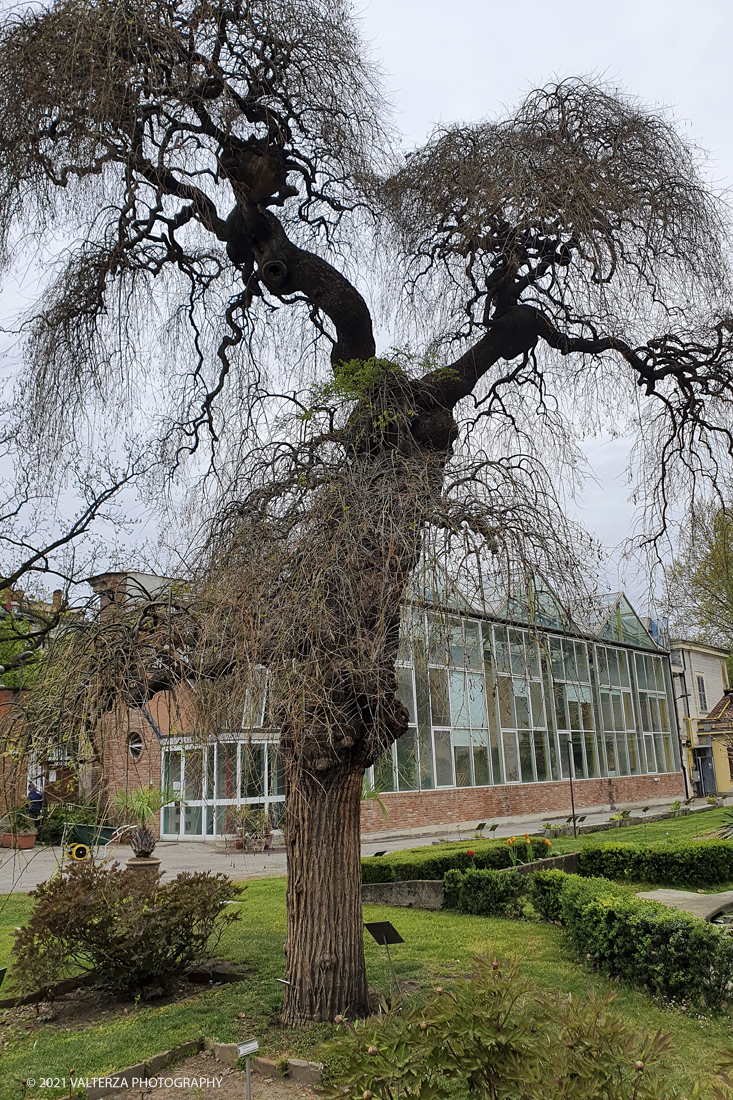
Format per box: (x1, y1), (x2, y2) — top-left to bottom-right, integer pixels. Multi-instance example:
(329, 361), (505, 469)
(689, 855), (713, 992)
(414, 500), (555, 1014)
(2, 832), (36, 849)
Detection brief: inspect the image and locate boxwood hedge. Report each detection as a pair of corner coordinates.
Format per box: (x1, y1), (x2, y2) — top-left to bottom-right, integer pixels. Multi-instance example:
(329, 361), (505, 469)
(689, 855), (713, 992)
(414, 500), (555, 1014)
(576, 840), (733, 888)
(361, 837), (548, 883)
(530, 869), (733, 1012)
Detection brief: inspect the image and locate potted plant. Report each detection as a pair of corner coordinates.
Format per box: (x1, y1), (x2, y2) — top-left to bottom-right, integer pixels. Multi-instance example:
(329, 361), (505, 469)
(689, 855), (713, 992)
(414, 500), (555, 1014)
(234, 806), (269, 852)
(2, 803), (37, 849)
(112, 785), (176, 858)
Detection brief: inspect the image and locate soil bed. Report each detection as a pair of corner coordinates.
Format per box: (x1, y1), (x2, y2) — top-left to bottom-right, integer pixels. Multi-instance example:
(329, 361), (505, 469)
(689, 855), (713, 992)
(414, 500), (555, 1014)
(2, 962), (253, 1033)
(113, 1052), (318, 1100)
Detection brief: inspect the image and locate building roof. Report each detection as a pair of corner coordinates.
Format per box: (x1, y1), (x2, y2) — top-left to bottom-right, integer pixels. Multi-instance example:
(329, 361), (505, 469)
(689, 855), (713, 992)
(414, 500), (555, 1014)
(699, 691), (733, 734)
(669, 638), (731, 659)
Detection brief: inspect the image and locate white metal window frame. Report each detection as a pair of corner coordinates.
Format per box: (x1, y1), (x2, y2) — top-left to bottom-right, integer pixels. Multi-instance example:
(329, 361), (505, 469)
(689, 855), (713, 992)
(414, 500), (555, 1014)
(161, 738), (285, 839)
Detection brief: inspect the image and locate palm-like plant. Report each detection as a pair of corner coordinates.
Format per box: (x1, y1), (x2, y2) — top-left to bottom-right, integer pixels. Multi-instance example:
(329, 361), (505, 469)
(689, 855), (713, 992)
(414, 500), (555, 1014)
(112, 786), (176, 858)
(361, 777), (390, 821)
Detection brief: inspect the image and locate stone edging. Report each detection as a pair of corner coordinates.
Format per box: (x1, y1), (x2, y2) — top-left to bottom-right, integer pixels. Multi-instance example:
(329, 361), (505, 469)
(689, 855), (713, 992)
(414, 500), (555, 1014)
(82, 1038), (322, 1099)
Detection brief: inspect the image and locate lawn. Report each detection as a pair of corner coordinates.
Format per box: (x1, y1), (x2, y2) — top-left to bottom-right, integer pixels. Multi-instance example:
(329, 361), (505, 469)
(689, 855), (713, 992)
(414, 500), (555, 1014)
(1, 876), (733, 1099)
(549, 804), (729, 850)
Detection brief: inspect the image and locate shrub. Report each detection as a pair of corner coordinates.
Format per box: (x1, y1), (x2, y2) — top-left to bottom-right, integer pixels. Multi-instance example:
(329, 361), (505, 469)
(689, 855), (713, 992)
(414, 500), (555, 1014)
(577, 840), (733, 887)
(538, 872), (733, 1013)
(361, 837), (548, 883)
(526, 868), (568, 922)
(12, 861), (242, 998)
(321, 954), (693, 1100)
(444, 868), (524, 916)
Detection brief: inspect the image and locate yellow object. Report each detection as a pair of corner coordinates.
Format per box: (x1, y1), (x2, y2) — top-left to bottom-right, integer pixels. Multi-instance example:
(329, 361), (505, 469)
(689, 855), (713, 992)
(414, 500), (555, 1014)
(67, 843), (90, 861)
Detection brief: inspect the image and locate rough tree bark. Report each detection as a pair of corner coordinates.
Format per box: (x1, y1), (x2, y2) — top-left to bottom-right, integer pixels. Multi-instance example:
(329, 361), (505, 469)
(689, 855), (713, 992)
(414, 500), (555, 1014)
(282, 760), (368, 1024)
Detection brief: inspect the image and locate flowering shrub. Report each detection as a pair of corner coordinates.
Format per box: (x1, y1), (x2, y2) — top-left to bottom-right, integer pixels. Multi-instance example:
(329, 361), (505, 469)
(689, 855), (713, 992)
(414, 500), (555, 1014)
(321, 955), (695, 1100)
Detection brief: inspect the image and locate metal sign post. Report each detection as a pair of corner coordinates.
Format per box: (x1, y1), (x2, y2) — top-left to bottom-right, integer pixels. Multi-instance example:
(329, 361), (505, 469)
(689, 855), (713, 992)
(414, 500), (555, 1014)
(237, 1039), (259, 1100)
(364, 921), (404, 991)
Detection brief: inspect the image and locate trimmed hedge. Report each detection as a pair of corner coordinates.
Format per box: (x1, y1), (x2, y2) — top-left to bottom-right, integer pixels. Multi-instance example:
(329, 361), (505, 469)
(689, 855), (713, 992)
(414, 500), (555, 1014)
(526, 868), (569, 922)
(531, 870), (733, 1012)
(361, 837), (548, 884)
(577, 840), (733, 888)
(444, 868), (524, 915)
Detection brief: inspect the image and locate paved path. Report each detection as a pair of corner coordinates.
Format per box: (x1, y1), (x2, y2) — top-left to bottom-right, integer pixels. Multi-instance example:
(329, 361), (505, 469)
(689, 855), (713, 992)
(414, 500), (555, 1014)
(635, 888), (733, 921)
(0, 796), (714, 895)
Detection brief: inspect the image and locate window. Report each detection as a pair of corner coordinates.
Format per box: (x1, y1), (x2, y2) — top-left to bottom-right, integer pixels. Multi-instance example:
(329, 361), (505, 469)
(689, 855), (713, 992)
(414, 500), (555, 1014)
(127, 732), (143, 760)
(696, 674), (708, 714)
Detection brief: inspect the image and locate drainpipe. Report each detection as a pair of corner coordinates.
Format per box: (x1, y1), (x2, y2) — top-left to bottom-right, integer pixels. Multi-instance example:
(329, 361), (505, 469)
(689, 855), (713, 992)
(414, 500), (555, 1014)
(680, 649), (694, 796)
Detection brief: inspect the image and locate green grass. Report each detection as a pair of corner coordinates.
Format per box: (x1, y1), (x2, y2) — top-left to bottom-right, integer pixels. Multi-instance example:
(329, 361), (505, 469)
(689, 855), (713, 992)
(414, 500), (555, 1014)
(1, 876), (733, 1099)
(549, 805), (728, 850)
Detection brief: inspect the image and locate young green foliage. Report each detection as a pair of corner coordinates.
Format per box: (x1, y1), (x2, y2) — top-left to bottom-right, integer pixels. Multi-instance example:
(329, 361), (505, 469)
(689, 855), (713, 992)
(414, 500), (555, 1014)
(322, 954), (695, 1100)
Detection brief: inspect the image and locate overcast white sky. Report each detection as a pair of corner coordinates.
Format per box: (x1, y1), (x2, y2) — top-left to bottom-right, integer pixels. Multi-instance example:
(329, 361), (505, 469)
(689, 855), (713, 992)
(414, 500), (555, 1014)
(3, 0), (731, 605)
(356, 0), (733, 603)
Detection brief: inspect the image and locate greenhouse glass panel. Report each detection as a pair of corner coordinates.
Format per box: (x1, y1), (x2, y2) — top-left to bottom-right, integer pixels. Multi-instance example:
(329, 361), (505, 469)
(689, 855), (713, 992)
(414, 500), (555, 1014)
(374, 748), (396, 792)
(513, 679), (531, 729)
(464, 621), (482, 669)
(534, 730), (548, 781)
(434, 728), (454, 786)
(509, 629), (526, 675)
(449, 670), (470, 727)
(502, 732), (520, 782)
(396, 728), (419, 791)
(216, 744), (237, 800)
(418, 725), (435, 789)
(530, 680), (545, 727)
(575, 643), (589, 683)
(429, 668), (450, 726)
(498, 677), (514, 728)
(467, 672), (489, 728)
(396, 666), (416, 724)
(518, 730), (535, 783)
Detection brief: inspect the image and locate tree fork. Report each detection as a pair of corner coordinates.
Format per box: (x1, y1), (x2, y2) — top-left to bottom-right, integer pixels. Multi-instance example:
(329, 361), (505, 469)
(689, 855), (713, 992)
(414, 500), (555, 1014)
(282, 758), (369, 1025)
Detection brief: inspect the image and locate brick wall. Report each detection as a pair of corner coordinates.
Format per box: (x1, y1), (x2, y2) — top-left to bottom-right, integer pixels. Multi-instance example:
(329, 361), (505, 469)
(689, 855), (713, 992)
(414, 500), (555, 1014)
(100, 707), (163, 835)
(0, 688), (25, 815)
(360, 772), (684, 834)
(99, 685), (194, 837)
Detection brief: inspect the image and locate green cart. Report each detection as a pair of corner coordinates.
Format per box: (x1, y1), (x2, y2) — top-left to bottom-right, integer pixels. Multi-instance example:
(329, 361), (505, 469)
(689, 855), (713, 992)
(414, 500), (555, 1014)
(61, 821), (134, 861)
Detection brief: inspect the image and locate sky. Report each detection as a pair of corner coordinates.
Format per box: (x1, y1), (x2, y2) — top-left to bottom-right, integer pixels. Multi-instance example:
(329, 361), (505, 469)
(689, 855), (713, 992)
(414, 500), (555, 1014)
(357, 0), (733, 603)
(3, 0), (732, 606)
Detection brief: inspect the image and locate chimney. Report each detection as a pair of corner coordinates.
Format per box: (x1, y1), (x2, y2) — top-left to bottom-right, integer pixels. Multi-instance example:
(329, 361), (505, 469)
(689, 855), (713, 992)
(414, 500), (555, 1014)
(52, 590), (63, 612)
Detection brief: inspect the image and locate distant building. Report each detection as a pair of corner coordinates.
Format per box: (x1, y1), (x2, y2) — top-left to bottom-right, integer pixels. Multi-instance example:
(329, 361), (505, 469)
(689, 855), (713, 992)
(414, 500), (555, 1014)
(86, 573), (684, 838)
(669, 639), (730, 796)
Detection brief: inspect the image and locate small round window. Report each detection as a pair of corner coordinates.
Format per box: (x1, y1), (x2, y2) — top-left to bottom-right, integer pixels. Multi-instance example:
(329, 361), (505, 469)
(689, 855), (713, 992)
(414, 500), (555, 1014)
(128, 732), (143, 761)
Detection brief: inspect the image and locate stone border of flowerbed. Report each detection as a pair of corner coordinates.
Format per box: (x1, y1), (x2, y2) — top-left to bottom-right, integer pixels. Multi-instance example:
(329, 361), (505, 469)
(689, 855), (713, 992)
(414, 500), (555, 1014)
(362, 851), (580, 909)
(82, 1039), (322, 1099)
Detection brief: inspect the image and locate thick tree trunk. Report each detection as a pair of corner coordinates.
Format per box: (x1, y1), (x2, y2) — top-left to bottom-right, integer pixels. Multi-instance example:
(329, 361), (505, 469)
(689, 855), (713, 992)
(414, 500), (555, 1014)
(281, 761), (369, 1025)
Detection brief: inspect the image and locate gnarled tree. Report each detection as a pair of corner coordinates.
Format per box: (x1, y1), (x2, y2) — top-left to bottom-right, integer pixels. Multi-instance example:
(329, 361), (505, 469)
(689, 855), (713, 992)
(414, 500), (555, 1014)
(2, 0), (733, 1025)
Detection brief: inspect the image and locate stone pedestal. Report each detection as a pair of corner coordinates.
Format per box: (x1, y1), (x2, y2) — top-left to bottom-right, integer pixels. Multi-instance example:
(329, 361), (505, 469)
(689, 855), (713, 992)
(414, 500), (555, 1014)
(124, 854), (161, 878)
